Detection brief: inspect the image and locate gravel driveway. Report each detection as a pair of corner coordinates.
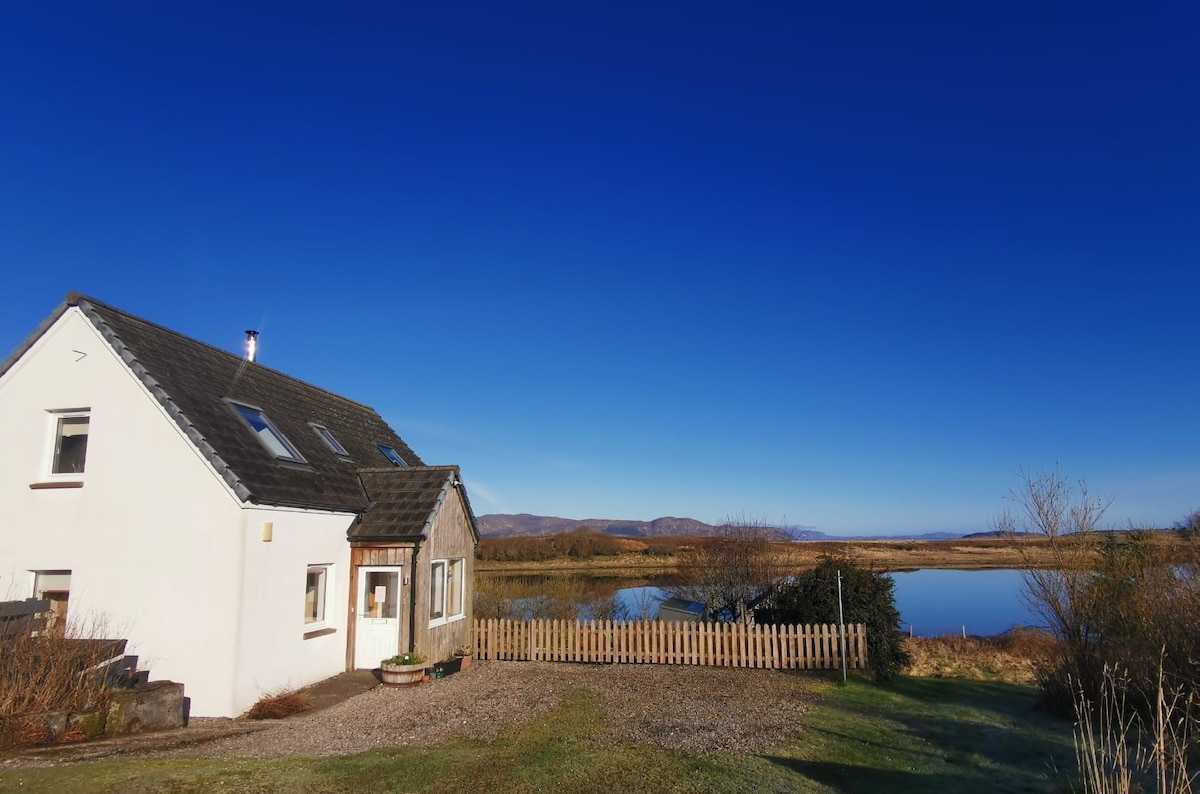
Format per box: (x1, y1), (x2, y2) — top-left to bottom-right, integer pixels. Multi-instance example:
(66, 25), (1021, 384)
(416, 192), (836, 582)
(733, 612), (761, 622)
(6, 661), (820, 766)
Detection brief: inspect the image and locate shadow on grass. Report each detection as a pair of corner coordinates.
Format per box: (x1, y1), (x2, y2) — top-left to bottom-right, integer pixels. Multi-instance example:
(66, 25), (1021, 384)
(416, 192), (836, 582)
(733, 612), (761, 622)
(763, 757), (987, 794)
(886, 677), (1074, 771)
(783, 675), (1075, 793)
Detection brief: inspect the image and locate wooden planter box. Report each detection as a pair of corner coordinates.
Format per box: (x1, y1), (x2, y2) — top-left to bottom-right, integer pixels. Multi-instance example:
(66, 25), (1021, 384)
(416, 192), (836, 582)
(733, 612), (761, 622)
(380, 662), (426, 687)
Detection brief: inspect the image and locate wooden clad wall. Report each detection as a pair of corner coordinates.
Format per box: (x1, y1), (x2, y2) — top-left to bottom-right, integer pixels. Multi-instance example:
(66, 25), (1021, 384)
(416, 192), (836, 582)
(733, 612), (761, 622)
(351, 546), (412, 567)
(413, 485), (476, 663)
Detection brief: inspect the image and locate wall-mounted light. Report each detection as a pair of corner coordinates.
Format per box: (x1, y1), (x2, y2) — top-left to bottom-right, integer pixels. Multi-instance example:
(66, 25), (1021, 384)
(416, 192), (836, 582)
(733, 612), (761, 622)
(261, 521), (273, 542)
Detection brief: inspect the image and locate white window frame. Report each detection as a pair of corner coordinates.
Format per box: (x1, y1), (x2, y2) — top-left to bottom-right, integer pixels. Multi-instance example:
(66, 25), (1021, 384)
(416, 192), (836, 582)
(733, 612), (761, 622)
(44, 409), (90, 480)
(429, 557), (465, 628)
(304, 564), (332, 631)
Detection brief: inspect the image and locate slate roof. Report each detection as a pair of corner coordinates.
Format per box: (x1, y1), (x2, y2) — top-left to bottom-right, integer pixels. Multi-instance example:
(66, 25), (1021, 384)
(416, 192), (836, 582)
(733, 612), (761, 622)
(3, 293), (429, 513)
(351, 466), (479, 541)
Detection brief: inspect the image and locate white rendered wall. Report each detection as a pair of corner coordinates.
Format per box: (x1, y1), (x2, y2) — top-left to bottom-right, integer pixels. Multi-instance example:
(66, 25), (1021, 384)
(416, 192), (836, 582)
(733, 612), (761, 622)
(232, 506), (354, 713)
(0, 307), (337, 717)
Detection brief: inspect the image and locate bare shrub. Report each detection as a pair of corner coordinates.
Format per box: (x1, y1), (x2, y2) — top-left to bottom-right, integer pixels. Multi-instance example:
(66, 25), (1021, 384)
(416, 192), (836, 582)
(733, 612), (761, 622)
(625, 587), (663, 621)
(1001, 468), (1200, 716)
(246, 690), (313, 720)
(665, 514), (794, 623)
(0, 611), (122, 719)
(579, 592), (627, 622)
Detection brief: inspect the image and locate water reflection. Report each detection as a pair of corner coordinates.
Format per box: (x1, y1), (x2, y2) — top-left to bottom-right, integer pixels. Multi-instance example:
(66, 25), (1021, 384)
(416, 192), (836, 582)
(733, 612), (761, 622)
(476, 568), (1041, 637)
(473, 573), (677, 621)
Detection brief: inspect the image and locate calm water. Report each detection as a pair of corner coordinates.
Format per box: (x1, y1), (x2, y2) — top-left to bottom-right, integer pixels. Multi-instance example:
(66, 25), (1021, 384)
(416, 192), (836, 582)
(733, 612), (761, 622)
(891, 568), (1040, 637)
(615, 568), (1041, 637)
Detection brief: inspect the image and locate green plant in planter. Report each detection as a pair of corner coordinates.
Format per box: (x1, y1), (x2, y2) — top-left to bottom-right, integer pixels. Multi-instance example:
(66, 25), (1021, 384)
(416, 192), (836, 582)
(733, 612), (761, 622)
(382, 651), (426, 667)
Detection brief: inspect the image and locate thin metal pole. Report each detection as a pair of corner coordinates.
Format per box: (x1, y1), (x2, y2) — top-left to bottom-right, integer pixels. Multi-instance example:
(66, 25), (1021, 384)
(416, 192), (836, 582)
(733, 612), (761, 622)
(837, 570), (848, 682)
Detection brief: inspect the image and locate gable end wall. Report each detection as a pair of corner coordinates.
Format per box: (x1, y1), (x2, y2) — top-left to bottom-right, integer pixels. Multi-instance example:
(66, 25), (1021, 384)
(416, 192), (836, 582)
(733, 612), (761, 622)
(0, 308), (247, 716)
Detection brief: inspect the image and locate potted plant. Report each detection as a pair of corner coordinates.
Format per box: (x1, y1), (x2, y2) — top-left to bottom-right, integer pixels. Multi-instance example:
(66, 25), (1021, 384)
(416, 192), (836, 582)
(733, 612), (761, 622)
(453, 645), (473, 672)
(380, 651), (427, 687)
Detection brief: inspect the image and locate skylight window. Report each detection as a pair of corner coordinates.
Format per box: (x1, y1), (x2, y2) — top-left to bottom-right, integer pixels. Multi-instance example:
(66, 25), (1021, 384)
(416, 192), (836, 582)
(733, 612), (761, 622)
(230, 402), (305, 462)
(310, 423), (349, 456)
(377, 444), (407, 467)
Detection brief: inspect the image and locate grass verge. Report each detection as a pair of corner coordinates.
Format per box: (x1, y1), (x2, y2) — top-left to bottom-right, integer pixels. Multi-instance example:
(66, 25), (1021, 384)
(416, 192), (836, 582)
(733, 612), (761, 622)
(0, 675), (1075, 794)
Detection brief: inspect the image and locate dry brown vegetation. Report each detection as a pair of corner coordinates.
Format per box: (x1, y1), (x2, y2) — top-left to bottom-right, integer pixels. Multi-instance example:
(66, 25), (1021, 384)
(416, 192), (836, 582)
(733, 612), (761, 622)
(476, 530), (1197, 575)
(246, 690), (313, 720)
(903, 628), (1060, 684)
(0, 615), (122, 720)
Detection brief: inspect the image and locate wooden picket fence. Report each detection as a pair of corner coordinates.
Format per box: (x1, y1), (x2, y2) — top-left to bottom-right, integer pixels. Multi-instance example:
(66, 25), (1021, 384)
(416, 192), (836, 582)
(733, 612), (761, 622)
(473, 618), (866, 670)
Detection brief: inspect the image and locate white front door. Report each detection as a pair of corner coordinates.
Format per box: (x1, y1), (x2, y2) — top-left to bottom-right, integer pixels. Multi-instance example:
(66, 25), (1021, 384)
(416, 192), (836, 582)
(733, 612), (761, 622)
(354, 566), (402, 669)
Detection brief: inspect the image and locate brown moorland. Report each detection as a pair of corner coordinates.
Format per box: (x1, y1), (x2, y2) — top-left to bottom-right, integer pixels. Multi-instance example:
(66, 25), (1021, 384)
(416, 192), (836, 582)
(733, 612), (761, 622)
(475, 530), (1193, 575)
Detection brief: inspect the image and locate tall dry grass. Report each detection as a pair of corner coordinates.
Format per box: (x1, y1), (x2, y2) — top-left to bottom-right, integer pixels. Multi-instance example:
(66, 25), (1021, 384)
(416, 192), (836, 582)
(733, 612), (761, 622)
(1074, 664), (1197, 794)
(903, 627), (1059, 684)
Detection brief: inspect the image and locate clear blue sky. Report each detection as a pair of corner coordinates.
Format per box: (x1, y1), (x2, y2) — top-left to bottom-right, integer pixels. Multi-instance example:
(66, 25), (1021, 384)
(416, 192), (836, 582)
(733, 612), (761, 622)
(2, 2), (1196, 535)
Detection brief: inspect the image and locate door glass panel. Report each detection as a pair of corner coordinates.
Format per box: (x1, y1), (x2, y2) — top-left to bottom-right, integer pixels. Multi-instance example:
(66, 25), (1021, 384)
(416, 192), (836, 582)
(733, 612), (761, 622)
(362, 571), (399, 619)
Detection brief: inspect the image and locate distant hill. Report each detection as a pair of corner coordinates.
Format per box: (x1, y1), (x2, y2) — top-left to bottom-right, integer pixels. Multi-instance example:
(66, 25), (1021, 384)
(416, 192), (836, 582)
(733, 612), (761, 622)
(475, 514), (966, 541)
(476, 514), (814, 541)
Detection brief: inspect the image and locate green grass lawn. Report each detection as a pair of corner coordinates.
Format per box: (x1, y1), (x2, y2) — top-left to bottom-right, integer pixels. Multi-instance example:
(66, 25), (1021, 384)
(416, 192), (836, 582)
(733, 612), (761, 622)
(0, 674), (1076, 794)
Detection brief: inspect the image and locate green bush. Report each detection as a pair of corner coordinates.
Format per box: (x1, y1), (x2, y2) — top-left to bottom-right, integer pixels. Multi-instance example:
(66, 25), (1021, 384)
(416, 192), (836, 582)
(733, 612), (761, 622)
(758, 557), (908, 683)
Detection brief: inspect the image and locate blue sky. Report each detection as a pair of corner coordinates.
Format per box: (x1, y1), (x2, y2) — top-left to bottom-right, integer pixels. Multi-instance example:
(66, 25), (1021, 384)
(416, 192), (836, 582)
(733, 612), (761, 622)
(2, 2), (1196, 535)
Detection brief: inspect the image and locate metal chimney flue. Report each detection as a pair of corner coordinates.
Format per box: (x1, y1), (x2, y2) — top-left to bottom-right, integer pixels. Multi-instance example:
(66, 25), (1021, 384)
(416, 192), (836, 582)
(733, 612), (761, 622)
(245, 330), (259, 363)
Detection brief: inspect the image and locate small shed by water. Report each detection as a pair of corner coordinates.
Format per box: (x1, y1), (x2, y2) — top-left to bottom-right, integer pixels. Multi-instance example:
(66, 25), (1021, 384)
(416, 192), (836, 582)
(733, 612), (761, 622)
(657, 597), (706, 623)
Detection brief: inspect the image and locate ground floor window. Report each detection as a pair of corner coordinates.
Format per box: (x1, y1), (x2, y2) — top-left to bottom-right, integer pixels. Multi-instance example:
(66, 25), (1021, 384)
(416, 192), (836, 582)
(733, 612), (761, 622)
(305, 564), (330, 626)
(33, 569), (71, 633)
(429, 558), (465, 626)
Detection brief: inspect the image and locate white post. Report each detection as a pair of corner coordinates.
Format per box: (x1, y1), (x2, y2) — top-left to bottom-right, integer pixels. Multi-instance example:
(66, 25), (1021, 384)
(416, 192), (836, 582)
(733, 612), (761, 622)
(837, 570), (848, 682)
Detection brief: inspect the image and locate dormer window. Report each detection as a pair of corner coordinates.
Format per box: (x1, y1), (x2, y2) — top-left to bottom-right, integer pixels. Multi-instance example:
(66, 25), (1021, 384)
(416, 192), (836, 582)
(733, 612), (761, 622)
(229, 401), (305, 463)
(377, 444), (407, 467)
(310, 423), (349, 457)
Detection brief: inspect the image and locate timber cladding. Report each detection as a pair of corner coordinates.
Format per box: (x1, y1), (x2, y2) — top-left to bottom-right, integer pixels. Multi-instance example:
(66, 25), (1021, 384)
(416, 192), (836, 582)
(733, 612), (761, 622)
(414, 488), (475, 663)
(351, 546), (413, 567)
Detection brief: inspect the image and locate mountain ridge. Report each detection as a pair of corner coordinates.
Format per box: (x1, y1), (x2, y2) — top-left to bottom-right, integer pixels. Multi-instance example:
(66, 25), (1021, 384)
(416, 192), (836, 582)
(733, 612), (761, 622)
(476, 513), (965, 541)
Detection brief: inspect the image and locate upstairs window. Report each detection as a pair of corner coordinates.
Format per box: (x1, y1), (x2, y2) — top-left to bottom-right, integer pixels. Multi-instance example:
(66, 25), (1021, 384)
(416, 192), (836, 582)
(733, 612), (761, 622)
(49, 411), (89, 475)
(229, 401), (305, 463)
(310, 423), (349, 456)
(377, 444), (407, 467)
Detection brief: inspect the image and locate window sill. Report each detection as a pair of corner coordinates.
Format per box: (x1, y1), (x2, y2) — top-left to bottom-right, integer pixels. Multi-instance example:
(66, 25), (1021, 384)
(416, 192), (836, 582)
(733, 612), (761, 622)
(428, 613), (466, 630)
(30, 481), (84, 490)
(303, 627), (336, 640)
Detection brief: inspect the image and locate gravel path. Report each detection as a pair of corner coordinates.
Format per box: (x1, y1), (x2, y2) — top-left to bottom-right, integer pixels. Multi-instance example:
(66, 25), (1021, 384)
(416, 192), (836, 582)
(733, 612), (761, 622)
(3, 661), (820, 767)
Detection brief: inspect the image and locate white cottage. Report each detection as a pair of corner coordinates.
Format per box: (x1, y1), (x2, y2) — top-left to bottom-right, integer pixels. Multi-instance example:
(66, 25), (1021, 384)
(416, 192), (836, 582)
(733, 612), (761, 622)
(0, 293), (478, 717)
